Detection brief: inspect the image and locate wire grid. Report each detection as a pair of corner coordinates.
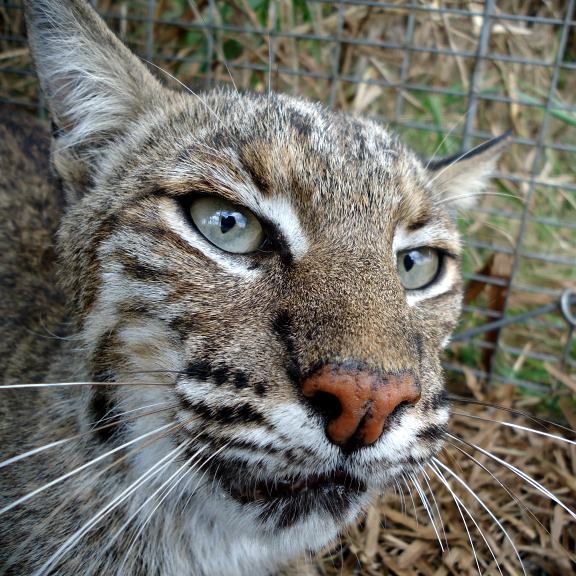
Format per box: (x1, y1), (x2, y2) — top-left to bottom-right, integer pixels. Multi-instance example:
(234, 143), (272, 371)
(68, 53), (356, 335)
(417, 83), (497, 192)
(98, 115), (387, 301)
(1, 0), (576, 398)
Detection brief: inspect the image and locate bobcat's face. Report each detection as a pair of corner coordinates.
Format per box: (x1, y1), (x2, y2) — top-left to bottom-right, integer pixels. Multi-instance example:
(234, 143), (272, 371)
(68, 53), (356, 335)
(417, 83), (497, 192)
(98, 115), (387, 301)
(59, 91), (459, 549)
(22, 0), (509, 570)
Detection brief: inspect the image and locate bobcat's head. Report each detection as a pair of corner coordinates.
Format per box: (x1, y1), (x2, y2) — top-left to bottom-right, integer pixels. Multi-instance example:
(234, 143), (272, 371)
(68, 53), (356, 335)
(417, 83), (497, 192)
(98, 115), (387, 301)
(25, 0), (509, 572)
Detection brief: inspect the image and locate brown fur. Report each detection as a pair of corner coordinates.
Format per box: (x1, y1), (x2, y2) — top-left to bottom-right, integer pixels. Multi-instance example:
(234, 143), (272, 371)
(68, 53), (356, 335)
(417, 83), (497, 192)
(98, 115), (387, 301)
(0, 2), (511, 574)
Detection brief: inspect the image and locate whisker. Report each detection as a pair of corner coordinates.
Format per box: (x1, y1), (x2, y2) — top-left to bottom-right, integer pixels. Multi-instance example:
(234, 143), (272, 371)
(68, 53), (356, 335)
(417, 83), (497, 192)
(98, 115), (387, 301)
(0, 404), (178, 470)
(457, 213), (516, 246)
(434, 463), (485, 575)
(0, 416), (202, 576)
(402, 472), (419, 526)
(115, 465), (196, 576)
(85, 438), (211, 576)
(93, 401), (171, 426)
(116, 369), (193, 376)
(452, 412), (576, 447)
(141, 59), (235, 139)
(116, 440), (232, 575)
(448, 396), (552, 430)
(447, 432), (576, 523)
(424, 103), (479, 172)
(428, 132), (511, 187)
(0, 420), (184, 518)
(419, 465), (450, 553)
(393, 478), (407, 516)
(184, 0), (244, 101)
(409, 472), (444, 552)
(438, 191), (525, 206)
(447, 441), (576, 563)
(433, 457), (529, 576)
(430, 461), (502, 576)
(36, 439), (194, 576)
(0, 381), (173, 389)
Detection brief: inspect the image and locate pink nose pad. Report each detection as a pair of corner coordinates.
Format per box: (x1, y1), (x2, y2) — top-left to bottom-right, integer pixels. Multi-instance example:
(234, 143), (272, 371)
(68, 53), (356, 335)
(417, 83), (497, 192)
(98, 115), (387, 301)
(302, 364), (421, 447)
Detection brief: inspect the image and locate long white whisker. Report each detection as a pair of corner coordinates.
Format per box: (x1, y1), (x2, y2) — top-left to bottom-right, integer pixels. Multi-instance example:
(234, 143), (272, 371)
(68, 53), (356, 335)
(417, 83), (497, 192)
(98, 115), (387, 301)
(141, 59), (235, 138)
(425, 102), (479, 171)
(430, 461), (501, 576)
(0, 418), (199, 576)
(447, 433), (576, 524)
(116, 466), (197, 576)
(118, 469), (196, 576)
(394, 478), (407, 516)
(116, 438), (234, 575)
(0, 404), (177, 470)
(93, 401), (170, 426)
(402, 472), (419, 526)
(438, 191), (525, 205)
(184, 0), (243, 100)
(0, 381), (172, 389)
(428, 133), (507, 187)
(433, 457), (528, 576)
(409, 472), (444, 552)
(88, 442), (209, 576)
(0, 421), (180, 518)
(430, 464), (484, 575)
(36, 439), (193, 576)
(447, 440), (576, 563)
(453, 412), (576, 446)
(419, 465), (450, 553)
(447, 397), (553, 430)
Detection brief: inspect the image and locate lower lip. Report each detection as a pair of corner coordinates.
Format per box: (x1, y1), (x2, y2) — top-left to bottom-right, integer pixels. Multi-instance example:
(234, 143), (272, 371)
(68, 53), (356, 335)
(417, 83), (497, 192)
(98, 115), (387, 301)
(229, 471), (367, 504)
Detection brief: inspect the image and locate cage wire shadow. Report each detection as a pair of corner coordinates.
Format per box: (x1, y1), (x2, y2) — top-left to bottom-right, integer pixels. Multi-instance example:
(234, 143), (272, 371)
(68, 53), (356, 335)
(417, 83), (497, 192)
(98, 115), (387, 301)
(1, 0), (575, 397)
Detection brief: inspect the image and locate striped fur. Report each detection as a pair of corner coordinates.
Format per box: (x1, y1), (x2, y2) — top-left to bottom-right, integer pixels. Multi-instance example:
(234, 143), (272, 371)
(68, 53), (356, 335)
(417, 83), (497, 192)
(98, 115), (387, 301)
(0, 1), (510, 574)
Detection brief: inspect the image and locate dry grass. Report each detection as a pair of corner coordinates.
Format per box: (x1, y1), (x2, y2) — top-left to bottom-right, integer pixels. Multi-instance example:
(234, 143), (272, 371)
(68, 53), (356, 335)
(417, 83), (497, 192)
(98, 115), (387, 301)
(1, 1), (576, 574)
(312, 385), (576, 576)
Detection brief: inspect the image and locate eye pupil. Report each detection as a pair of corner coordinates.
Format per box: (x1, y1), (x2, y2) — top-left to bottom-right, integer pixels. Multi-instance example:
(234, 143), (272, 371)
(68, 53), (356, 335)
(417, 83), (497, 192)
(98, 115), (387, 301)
(190, 197), (266, 254)
(220, 214), (236, 234)
(404, 254), (414, 272)
(397, 247), (440, 290)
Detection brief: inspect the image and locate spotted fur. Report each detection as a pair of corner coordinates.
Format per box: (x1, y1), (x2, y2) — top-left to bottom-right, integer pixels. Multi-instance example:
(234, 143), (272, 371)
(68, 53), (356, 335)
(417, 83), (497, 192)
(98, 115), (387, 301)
(0, 1), (510, 574)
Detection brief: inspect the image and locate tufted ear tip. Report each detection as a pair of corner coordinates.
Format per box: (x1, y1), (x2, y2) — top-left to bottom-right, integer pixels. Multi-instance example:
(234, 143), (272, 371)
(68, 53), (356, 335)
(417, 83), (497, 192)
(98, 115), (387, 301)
(23, 0), (166, 201)
(427, 129), (513, 212)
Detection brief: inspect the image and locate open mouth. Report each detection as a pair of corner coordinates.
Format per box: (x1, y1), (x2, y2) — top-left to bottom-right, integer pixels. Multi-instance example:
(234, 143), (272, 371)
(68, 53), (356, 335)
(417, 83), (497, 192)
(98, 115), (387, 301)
(229, 470), (367, 504)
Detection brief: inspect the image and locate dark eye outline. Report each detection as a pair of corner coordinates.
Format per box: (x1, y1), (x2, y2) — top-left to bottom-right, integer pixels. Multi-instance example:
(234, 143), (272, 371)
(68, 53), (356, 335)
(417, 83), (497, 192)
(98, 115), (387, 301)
(397, 247), (446, 291)
(176, 193), (280, 256)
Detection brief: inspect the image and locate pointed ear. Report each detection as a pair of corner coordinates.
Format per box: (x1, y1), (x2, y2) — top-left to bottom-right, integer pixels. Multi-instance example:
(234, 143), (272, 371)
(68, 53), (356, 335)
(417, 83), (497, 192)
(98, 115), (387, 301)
(24, 0), (164, 199)
(427, 130), (512, 211)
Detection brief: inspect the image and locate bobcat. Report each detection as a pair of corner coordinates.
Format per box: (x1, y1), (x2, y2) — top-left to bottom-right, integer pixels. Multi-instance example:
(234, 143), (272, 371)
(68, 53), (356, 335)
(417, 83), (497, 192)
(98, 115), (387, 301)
(0, 0), (524, 574)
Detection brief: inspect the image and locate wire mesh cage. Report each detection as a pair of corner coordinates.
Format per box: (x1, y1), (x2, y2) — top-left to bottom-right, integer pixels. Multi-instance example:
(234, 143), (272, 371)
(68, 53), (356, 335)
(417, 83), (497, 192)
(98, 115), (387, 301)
(1, 0), (576, 405)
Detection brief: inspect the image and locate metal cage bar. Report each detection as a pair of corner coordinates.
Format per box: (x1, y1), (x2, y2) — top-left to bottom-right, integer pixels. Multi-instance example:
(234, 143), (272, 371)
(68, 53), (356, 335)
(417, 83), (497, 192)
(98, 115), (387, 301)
(486, 0), (576, 387)
(1, 0), (575, 396)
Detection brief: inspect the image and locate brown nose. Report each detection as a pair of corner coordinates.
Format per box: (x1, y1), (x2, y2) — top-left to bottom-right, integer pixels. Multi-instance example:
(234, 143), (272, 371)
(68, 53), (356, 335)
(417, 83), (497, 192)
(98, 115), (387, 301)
(302, 364), (421, 447)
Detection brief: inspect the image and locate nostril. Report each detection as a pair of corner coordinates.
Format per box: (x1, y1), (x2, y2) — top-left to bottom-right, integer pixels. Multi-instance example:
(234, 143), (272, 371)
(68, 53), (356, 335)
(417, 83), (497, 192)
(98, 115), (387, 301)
(306, 390), (343, 422)
(301, 363), (420, 448)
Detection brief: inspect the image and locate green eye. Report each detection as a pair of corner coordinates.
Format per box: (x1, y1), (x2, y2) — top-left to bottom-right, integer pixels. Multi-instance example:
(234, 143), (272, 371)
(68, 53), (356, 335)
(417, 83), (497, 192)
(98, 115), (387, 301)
(397, 248), (440, 290)
(189, 197), (266, 254)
